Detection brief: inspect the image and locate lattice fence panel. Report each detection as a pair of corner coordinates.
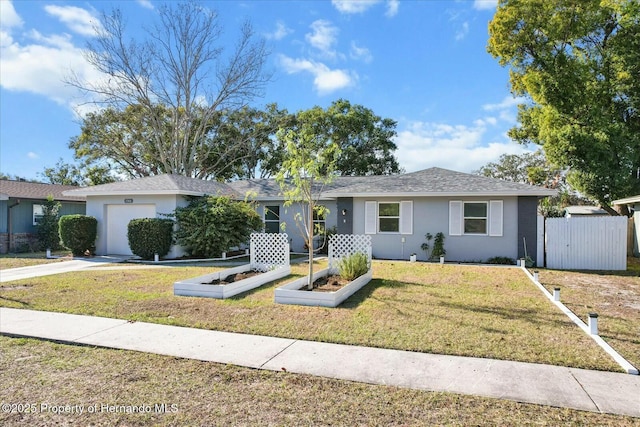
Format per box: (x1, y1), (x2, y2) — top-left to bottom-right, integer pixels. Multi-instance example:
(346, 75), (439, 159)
(328, 234), (372, 274)
(250, 233), (290, 271)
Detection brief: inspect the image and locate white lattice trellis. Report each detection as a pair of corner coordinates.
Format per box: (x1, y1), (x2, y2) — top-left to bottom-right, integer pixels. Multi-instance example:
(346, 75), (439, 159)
(250, 233), (290, 272)
(328, 234), (372, 274)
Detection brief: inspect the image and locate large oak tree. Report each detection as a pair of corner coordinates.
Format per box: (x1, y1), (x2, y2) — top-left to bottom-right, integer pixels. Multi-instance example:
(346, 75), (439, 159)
(488, 0), (640, 214)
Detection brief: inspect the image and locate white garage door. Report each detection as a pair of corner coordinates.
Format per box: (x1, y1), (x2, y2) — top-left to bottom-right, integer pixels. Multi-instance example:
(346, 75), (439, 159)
(106, 204), (157, 255)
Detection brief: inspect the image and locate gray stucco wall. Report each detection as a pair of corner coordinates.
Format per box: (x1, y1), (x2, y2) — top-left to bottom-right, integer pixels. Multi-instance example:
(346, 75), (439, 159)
(257, 200), (338, 252)
(351, 196), (520, 262)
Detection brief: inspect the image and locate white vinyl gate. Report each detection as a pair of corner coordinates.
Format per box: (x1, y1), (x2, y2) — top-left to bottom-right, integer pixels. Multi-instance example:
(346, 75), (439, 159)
(545, 216), (627, 270)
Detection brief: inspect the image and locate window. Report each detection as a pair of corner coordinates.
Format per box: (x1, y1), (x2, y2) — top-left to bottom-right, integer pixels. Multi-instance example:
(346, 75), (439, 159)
(313, 206), (326, 234)
(264, 205), (280, 233)
(378, 202), (400, 232)
(365, 201), (412, 235)
(463, 202), (488, 234)
(33, 204), (44, 226)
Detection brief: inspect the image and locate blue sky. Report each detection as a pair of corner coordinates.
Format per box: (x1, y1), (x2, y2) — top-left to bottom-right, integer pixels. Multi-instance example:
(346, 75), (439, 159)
(0, 0), (531, 181)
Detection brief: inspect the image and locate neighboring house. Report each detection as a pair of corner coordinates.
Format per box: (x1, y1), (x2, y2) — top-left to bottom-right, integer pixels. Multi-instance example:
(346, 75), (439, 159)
(65, 168), (555, 265)
(613, 195), (639, 257)
(0, 180), (86, 253)
(565, 205), (609, 217)
(64, 174), (236, 258)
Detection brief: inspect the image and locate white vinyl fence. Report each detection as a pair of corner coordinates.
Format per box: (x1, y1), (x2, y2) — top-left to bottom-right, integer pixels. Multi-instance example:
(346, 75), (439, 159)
(545, 216), (627, 270)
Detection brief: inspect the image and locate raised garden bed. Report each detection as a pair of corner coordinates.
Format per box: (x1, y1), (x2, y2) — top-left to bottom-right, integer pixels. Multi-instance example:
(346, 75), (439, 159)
(173, 233), (291, 299)
(274, 267), (372, 307)
(174, 263), (291, 299)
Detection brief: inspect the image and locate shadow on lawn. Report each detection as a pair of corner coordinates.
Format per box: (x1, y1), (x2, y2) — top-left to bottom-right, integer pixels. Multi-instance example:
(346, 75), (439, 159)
(339, 278), (445, 311)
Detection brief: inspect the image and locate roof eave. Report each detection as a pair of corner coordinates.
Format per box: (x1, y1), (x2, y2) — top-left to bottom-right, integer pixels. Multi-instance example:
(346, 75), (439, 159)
(613, 196), (640, 205)
(323, 191), (557, 198)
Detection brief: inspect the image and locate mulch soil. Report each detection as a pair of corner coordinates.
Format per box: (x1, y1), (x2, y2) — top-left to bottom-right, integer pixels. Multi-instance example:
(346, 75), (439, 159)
(205, 271), (262, 285)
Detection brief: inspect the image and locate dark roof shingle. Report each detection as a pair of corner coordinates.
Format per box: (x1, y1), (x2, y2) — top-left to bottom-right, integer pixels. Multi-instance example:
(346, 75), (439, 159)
(0, 180), (86, 202)
(64, 174), (238, 197)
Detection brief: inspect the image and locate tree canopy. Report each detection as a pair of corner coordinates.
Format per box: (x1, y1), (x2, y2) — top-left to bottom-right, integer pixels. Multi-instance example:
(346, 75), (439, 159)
(488, 0), (640, 213)
(68, 98), (401, 181)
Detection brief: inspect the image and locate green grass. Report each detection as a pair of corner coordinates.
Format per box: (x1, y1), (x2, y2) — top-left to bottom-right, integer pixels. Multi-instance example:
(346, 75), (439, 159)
(0, 261), (622, 372)
(0, 251), (73, 270)
(1, 336), (637, 426)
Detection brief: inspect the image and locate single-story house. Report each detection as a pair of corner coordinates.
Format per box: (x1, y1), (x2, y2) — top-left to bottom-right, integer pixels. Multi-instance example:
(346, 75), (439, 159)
(65, 168), (555, 265)
(613, 195), (639, 257)
(0, 180), (86, 253)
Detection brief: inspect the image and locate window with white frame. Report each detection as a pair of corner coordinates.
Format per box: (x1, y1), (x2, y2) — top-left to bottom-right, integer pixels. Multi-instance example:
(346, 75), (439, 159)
(463, 202), (488, 234)
(378, 202), (400, 232)
(450, 200), (503, 237)
(264, 205), (280, 233)
(33, 204), (44, 226)
(365, 201), (412, 235)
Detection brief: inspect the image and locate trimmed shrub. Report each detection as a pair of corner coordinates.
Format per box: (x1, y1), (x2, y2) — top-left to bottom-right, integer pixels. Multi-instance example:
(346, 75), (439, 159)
(173, 196), (263, 258)
(337, 252), (369, 281)
(486, 256), (516, 265)
(127, 218), (174, 260)
(59, 215), (97, 256)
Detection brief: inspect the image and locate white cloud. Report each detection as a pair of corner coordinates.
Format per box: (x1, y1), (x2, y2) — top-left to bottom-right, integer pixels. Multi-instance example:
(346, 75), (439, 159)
(482, 96), (525, 111)
(0, 0), (23, 30)
(350, 41), (372, 63)
(482, 96), (526, 123)
(473, 0), (498, 10)
(27, 151), (39, 159)
(266, 21), (293, 40)
(455, 21), (469, 41)
(386, 0), (399, 17)
(44, 5), (102, 37)
(306, 20), (339, 58)
(136, 0), (154, 10)
(279, 55), (357, 95)
(0, 28), (106, 111)
(394, 120), (530, 173)
(331, 0), (398, 16)
(331, 0), (380, 14)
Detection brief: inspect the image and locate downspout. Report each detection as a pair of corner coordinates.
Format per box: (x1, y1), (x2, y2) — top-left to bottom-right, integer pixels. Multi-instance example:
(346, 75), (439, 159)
(8, 199), (20, 253)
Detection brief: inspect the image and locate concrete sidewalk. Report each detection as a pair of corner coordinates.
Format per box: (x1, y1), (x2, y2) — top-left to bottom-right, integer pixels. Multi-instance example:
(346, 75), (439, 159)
(1, 307), (638, 418)
(0, 256), (127, 282)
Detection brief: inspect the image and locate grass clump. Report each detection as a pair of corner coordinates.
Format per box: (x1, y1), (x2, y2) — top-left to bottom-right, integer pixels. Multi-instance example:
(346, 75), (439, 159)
(337, 252), (369, 281)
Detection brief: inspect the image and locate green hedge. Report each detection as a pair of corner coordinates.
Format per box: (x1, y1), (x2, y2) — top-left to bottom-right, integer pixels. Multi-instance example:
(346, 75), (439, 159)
(59, 215), (97, 256)
(127, 218), (174, 260)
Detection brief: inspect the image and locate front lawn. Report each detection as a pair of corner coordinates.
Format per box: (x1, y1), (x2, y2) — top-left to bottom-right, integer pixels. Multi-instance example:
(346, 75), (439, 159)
(0, 261), (621, 372)
(537, 258), (640, 371)
(1, 336), (636, 426)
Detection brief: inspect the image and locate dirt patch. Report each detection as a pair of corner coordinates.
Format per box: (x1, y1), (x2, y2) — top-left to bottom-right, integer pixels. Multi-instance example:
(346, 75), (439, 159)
(205, 271), (262, 285)
(307, 275), (351, 292)
(540, 270), (640, 317)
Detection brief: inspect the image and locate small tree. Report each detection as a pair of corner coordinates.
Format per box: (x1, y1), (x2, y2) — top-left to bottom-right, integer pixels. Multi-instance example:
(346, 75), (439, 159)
(59, 215), (97, 256)
(37, 195), (61, 251)
(127, 218), (174, 260)
(173, 196), (262, 258)
(276, 106), (341, 290)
